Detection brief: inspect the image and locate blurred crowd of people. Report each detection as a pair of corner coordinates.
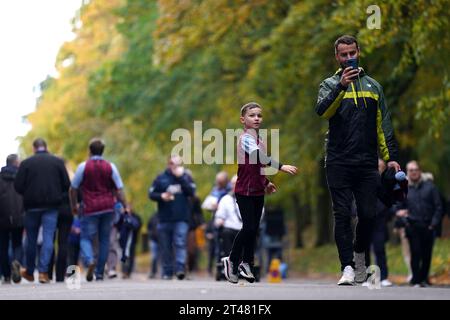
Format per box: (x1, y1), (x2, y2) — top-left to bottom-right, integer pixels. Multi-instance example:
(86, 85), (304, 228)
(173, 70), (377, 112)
(0, 138), (447, 286)
(0, 138), (287, 285)
(361, 159), (447, 287)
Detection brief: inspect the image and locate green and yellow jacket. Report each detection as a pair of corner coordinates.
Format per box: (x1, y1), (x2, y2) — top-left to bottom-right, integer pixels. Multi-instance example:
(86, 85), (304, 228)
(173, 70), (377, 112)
(315, 68), (398, 168)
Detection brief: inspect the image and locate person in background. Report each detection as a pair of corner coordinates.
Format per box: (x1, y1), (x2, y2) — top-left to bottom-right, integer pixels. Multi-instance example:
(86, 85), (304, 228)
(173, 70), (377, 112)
(14, 138), (71, 284)
(48, 158), (74, 282)
(364, 159), (394, 287)
(393, 210), (413, 282)
(0, 154), (24, 284)
(421, 173), (446, 239)
(260, 207), (286, 273)
(70, 138), (129, 282)
(203, 171), (230, 276)
(106, 202), (124, 279)
(67, 216), (81, 267)
(149, 155), (196, 280)
(214, 176), (241, 266)
(397, 161), (442, 287)
(119, 204), (142, 279)
(147, 213), (160, 279)
(187, 194), (204, 274)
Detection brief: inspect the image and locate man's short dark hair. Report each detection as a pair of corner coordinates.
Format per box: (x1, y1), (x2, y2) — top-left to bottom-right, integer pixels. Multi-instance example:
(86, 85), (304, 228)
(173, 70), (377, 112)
(33, 138), (47, 150)
(6, 154), (19, 166)
(89, 138), (105, 156)
(334, 35), (359, 54)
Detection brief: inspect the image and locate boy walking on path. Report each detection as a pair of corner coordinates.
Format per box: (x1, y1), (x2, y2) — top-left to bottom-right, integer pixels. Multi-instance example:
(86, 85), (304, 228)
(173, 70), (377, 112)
(222, 102), (297, 284)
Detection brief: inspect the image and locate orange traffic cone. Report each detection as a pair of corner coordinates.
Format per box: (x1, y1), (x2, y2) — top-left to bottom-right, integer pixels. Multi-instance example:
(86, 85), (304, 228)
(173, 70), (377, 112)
(268, 258), (282, 283)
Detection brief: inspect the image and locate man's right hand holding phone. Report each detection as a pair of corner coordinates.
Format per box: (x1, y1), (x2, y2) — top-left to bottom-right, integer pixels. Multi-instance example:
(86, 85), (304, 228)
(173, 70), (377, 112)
(396, 209), (409, 218)
(340, 67), (360, 87)
(161, 192), (175, 202)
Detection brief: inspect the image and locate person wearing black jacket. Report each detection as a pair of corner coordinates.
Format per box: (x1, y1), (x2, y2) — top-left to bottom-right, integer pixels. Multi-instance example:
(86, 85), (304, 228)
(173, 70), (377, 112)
(0, 154), (24, 284)
(47, 158), (73, 282)
(316, 35), (400, 285)
(14, 138), (71, 284)
(363, 159), (395, 287)
(396, 161), (442, 287)
(149, 155), (196, 280)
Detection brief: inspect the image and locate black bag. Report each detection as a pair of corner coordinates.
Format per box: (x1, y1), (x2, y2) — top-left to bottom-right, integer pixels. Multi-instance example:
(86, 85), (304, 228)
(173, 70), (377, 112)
(378, 167), (408, 208)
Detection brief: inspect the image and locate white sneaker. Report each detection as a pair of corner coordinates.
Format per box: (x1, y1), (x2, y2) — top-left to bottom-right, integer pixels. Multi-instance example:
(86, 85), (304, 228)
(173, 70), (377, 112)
(361, 281), (370, 287)
(222, 257), (238, 284)
(353, 252), (366, 283)
(239, 263), (255, 283)
(337, 266), (355, 286)
(108, 270), (117, 279)
(381, 279), (393, 287)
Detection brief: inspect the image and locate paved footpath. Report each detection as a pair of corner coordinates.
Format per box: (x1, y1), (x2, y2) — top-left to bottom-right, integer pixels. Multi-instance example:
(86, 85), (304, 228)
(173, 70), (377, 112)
(0, 274), (449, 300)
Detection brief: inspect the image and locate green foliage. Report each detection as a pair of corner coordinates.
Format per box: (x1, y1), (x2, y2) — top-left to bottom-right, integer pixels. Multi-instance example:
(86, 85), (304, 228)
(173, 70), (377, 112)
(21, 0), (450, 242)
(289, 237), (450, 277)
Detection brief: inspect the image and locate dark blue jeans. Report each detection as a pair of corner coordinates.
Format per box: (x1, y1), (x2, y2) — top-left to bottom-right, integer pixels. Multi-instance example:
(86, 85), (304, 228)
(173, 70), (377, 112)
(150, 240), (160, 276)
(158, 221), (188, 277)
(80, 212), (114, 277)
(0, 227), (23, 278)
(24, 209), (58, 274)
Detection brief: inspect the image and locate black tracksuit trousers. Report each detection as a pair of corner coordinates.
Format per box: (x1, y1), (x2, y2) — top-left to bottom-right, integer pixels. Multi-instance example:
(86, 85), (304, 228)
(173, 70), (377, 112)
(229, 194), (264, 271)
(326, 165), (378, 271)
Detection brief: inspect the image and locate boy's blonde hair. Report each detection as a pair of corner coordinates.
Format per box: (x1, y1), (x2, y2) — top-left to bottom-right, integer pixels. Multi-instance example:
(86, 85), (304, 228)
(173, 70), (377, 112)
(240, 102), (262, 116)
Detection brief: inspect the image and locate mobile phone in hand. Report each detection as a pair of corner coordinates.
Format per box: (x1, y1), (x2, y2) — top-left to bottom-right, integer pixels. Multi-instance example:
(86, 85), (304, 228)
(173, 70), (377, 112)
(345, 58), (359, 80)
(346, 58), (358, 70)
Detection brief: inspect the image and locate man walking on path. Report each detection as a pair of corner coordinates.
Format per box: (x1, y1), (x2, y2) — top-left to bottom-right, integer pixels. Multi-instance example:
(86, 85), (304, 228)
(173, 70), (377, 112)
(70, 138), (129, 281)
(0, 154), (24, 284)
(14, 138), (71, 284)
(316, 35), (400, 285)
(149, 155), (196, 280)
(397, 161), (442, 287)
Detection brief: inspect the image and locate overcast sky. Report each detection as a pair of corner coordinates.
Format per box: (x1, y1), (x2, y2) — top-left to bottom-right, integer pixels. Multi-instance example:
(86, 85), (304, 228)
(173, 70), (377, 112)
(0, 0), (82, 165)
